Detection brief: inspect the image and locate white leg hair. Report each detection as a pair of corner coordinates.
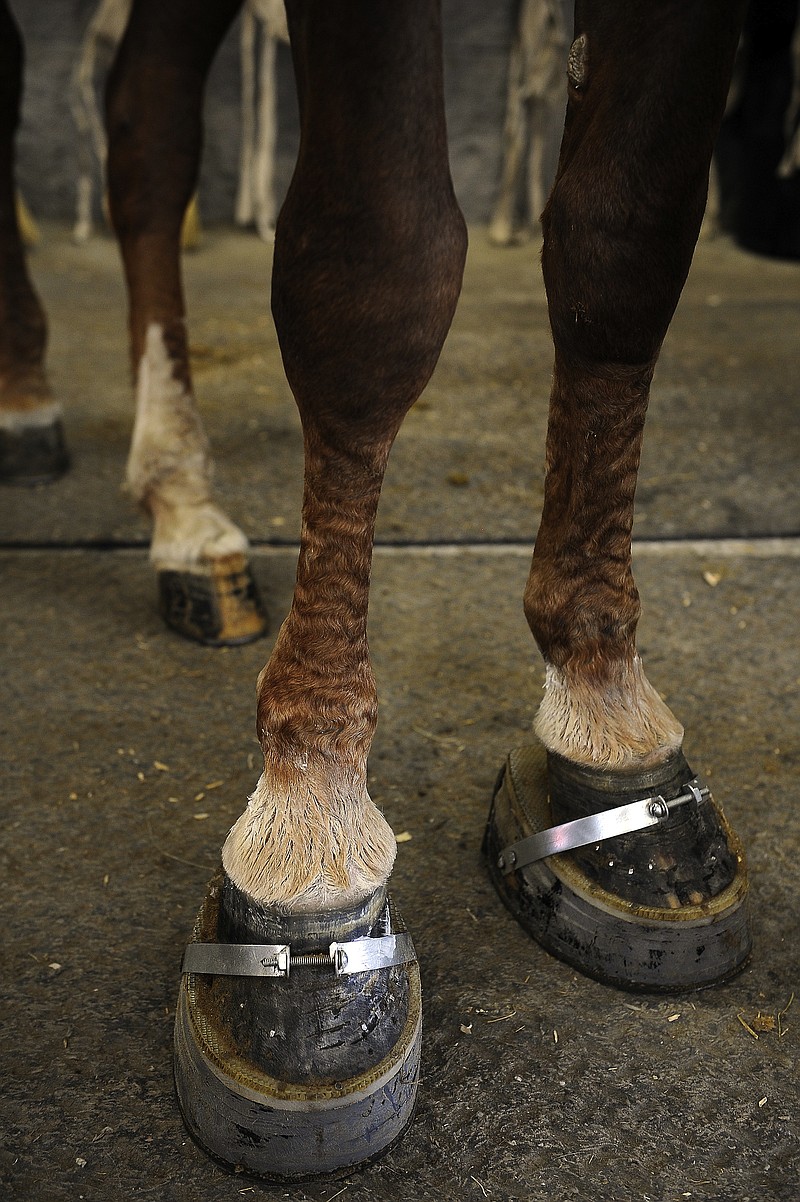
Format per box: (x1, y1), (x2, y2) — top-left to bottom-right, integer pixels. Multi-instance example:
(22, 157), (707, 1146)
(534, 656), (684, 770)
(127, 323), (249, 571)
(222, 764), (397, 912)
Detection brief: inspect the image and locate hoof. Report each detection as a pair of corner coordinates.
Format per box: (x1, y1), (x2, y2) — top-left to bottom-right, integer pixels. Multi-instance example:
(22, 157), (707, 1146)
(0, 413), (69, 485)
(157, 553), (267, 646)
(484, 743), (751, 992)
(174, 873), (421, 1180)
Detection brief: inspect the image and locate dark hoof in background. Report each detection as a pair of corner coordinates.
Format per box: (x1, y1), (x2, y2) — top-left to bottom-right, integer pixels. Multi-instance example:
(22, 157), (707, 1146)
(484, 743), (751, 992)
(158, 553), (268, 646)
(174, 872), (421, 1180)
(0, 414), (70, 485)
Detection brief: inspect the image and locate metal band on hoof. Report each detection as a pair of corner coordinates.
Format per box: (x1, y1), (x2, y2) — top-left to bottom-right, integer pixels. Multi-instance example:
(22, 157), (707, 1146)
(182, 931), (416, 978)
(497, 780), (709, 875)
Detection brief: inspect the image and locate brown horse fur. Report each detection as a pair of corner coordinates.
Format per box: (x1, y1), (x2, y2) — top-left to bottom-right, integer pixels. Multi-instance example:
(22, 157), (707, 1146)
(0, 5), (51, 417)
(226, 0), (745, 904)
(3, 0), (748, 911)
(224, 0), (467, 907)
(526, 0), (746, 770)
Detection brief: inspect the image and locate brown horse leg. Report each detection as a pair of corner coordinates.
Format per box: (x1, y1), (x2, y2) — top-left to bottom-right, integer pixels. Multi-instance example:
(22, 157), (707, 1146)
(224, 0), (466, 914)
(106, 0), (266, 645)
(487, 1), (753, 990)
(0, 0), (68, 483)
(175, 0), (466, 1177)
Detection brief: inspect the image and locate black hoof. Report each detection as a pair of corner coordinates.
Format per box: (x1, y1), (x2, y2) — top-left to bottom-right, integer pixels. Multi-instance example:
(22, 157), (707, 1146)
(157, 553), (268, 646)
(174, 872), (421, 1179)
(0, 415), (70, 485)
(484, 743), (751, 992)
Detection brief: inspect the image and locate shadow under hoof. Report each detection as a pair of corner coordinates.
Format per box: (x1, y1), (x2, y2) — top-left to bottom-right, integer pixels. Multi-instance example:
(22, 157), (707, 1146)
(158, 553), (268, 646)
(484, 743), (752, 992)
(174, 872), (421, 1180)
(0, 417), (70, 485)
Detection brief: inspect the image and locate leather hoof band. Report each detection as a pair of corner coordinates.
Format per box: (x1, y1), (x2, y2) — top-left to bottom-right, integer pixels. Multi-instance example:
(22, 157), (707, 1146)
(158, 553), (267, 646)
(174, 875), (421, 1180)
(484, 743), (752, 992)
(0, 415), (70, 485)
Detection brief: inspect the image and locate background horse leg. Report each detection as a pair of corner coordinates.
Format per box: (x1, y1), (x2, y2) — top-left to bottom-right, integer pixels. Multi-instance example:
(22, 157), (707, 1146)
(487, 0), (753, 991)
(176, 0), (467, 1177)
(488, 0), (568, 247)
(0, 0), (68, 484)
(70, 0), (132, 245)
(106, 0), (266, 645)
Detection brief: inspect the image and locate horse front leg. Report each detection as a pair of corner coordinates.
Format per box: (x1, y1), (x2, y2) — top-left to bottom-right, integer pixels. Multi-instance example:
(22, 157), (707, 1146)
(106, 0), (266, 645)
(486, 0), (752, 991)
(0, 0), (69, 484)
(174, 0), (467, 1177)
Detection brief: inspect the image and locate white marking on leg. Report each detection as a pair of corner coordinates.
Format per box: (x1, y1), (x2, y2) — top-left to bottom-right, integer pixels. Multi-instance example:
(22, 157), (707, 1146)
(222, 765), (397, 912)
(128, 323), (248, 571)
(534, 655), (684, 769)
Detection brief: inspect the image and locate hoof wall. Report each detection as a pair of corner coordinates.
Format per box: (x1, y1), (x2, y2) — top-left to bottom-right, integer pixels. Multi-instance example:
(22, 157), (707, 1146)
(158, 554), (267, 646)
(0, 417), (69, 485)
(174, 881), (421, 1179)
(485, 744), (752, 992)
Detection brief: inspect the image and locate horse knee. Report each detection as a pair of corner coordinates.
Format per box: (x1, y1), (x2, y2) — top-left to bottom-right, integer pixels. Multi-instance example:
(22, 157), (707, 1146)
(272, 193), (467, 448)
(542, 170), (699, 371)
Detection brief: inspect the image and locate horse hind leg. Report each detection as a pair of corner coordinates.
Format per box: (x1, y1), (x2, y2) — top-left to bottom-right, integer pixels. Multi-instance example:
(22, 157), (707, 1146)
(486, 0), (752, 992)
(106, 0), (266, 645)
(0, 0), (69, 484)
(174, 0), (467, 1178)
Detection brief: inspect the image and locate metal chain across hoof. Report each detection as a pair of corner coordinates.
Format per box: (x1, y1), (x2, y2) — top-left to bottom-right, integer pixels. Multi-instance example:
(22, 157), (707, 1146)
(0, 415), (70, 485)
(157, 553), (268, 646)
(174, 872), (421, 1180)
(484, 743), (752, 992)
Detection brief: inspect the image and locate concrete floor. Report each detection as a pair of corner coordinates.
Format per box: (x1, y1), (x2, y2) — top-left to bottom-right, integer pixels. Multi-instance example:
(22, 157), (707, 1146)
(1, 226), (799, 1201)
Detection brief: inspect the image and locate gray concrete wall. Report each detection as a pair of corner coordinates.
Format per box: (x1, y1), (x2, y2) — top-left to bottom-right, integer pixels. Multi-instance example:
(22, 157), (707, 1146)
(12, 0), (544, 227)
